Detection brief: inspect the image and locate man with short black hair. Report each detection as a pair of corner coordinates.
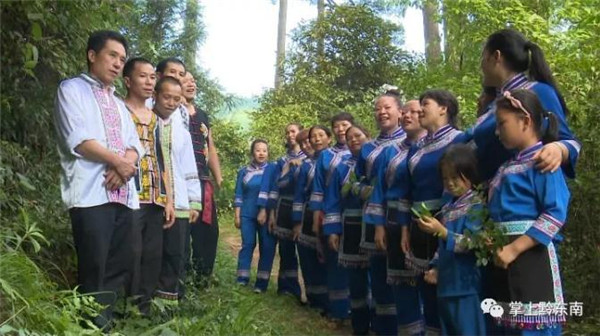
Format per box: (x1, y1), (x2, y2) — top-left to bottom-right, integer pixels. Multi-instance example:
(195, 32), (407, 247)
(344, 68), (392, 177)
(54, 30), (143, 330)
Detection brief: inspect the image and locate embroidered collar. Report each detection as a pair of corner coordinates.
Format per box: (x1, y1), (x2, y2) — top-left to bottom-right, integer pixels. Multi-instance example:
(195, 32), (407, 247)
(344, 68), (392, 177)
(451, 189), (475, 207)
(80, 73), (115, 93)
(346, 156), (358, 165)
(426, 124), (454, 142)
(378, 127), (405, 141)
(515, 141), (543, 162)
(333, 143), (348, 152)
(500, 73), (529, 94)
(249, 162), (267, 170)
(287, 150), (305, 159)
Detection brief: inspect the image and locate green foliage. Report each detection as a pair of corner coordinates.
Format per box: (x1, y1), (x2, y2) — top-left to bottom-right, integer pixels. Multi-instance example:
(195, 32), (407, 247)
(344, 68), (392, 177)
(211, 118), (251, 212)
(253, 4), (407, 159)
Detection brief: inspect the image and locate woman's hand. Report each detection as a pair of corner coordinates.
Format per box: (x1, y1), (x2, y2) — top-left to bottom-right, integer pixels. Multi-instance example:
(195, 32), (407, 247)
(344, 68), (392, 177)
(328, 234), (340, 251)
(417, 216), (447, 239)
(494, 243), (519, 269)
(235, 215), (241, 229)
(401, 226), (411, 254)
(424, 268), (438, 285)
(257, 208), (267, 226)
(374, 226), (387, 251)
(533, 142), (566, 173)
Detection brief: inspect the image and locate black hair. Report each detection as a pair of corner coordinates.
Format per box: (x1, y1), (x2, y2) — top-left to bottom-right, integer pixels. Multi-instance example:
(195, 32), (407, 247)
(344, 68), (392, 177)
(484, 29), (568, 115)
(308, 125), (333, 140)
(439, 144), (480, 186)
(376, 89), (403, 110)
(86, 30), (128, 69)
(123, 57), (153, 79)
(495, 89), (558, 144)
(419, 89), (460, 128)
(330, 112), (355, 128)
(250, 139), (269, 155)
(286, 122), (303, 131)
(477, 86), (497, 117)
(345, 124), (371, 140)
(156, 57), (186, 74)
(154, 76), (182, 94)
(296, 128), (310, 143)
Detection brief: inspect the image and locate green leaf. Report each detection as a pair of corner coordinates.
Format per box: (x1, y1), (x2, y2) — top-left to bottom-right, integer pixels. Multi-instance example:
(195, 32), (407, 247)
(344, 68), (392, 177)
(16, 173), (36, 190)
(31, 22), (42, 41)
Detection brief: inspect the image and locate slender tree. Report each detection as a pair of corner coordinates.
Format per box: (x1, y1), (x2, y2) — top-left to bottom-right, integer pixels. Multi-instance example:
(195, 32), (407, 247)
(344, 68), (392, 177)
(274, 0), (288, 89)
(422, 0), (441, 65)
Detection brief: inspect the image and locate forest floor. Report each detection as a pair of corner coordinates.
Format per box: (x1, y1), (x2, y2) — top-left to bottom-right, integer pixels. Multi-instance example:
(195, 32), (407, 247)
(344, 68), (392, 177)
(112, 212), (353, 335)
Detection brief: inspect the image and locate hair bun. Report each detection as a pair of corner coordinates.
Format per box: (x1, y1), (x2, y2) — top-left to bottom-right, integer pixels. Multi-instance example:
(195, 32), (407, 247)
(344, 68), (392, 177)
(381, 84), (400, 96)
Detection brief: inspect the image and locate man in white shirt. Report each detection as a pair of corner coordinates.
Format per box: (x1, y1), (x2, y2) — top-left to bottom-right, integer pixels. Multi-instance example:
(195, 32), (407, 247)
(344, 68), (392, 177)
(54, 30), (143, 330)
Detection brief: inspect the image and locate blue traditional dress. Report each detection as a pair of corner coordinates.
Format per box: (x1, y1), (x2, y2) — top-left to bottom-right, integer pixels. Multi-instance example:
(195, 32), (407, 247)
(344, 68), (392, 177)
(262, 150), (306, 298)
(234, 162), (277, 292)
(468, 73), (580, 182)
(365, 138), (424, 335)
(407, 124), (468, 333)
(431, 189), (486, 336)
(357, 127), (405, 336)
(487, 142), (568, 336)
(308, 143), (350, 212)
(293, 157), (328, 311)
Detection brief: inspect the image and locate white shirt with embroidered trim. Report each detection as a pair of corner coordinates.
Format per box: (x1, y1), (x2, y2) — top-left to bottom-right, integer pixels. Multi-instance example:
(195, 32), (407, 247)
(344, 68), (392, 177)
(54, 73), (144, 209)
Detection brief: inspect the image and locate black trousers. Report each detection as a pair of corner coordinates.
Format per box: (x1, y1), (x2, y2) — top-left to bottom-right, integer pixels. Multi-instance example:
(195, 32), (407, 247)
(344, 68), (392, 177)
(69, 203), (133, 328)
(185, 182), (219, 279)
(130, 203), (164, 313)
(156, 218), (188, 301)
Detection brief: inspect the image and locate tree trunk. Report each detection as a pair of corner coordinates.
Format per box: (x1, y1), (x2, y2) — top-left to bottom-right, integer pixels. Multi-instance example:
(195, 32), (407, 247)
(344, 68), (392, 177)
(182, 0), (200, 73)
(274, 0), (288, 89)
(422, 0), (442, 65)
(316, 0), (325, 68)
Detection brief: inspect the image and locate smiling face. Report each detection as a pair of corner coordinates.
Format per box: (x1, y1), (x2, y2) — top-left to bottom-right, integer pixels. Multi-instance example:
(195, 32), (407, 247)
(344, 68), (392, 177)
(375, 96), (401, 132)
(345, 127), (369, 156)
(332, 120), (352, 144)
(401, 100), (423, 136)
(285, 124), (301, 147)
(252, 142), (269, 163)
(125, 62), (156, 99)
(419, 98), (447, 132)
(88, 39), (126, 86)
(310, 128), (332, 152)
(181, 72), (197, 102)
(153, 82), (182, 119)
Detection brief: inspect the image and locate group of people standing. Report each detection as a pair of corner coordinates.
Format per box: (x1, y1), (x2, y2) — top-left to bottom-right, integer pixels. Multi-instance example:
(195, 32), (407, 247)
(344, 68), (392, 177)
(54, 30), (222, 330)
(233, 28), (580, 336)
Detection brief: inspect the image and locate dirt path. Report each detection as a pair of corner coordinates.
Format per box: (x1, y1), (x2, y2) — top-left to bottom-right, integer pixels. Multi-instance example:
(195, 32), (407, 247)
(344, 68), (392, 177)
(221, 223), (353, 335)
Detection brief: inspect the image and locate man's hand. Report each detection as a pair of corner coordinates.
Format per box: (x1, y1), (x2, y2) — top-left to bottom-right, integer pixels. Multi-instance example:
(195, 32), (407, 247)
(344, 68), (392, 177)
(112, 155), (137, 181)
(103, 167), (126, 191)
(189, 210), (200, 223)
(163, 203), (176, 229)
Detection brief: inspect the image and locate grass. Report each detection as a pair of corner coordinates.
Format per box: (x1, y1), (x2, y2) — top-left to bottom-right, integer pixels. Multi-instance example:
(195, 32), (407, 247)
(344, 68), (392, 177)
(112, 212), (341, 336)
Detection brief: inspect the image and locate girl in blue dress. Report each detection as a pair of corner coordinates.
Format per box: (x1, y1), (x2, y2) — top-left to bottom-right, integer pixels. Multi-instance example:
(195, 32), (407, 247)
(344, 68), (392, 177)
(234, 139), (277, 293)
(309, 113), (354, 232)
(404, 89), (469, 334)
(365, 100), (426, 335)
(417, 144), (486, 336)
(473, 28), (580, 182)
(358, 89), (406, 336)
(293, 129), (329, 313)
(262, 123), (305, 299)
(488, 89), (569, 335)
(324, 125), (371, 332)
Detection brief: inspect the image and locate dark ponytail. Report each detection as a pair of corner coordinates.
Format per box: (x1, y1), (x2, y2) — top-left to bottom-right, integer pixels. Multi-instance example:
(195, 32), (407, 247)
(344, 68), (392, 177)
(485, 29), (569, 115)
(542, 111), (559, 144)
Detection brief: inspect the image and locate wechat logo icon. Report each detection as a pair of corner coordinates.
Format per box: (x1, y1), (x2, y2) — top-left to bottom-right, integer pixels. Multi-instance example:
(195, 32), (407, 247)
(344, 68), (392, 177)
(481, 298), (504, 318)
